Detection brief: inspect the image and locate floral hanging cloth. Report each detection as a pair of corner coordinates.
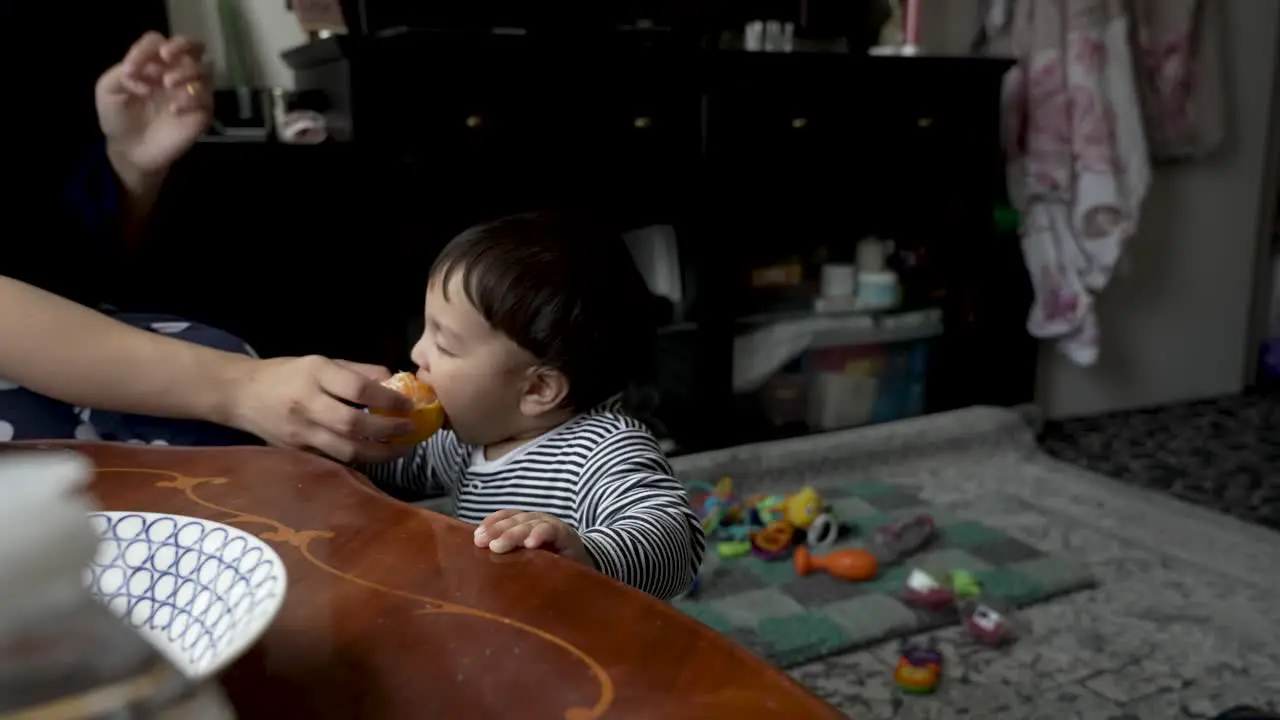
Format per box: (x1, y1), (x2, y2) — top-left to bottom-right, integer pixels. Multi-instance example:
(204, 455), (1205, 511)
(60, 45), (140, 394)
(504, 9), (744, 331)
(978, 0), (1225, 366)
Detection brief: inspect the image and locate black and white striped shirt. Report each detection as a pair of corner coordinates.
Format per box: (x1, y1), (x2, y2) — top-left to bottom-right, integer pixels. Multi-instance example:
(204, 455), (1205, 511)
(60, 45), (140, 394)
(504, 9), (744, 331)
(361, 405), (705, 600)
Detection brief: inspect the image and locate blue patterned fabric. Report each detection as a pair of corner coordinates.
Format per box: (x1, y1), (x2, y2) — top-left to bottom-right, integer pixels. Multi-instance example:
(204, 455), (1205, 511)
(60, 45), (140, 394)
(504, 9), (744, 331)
(0, 313), (263, 446)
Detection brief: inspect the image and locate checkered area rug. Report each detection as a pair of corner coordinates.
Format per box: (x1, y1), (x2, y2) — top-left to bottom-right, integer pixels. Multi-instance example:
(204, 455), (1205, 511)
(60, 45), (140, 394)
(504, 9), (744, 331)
(674, 479), (1096, 668)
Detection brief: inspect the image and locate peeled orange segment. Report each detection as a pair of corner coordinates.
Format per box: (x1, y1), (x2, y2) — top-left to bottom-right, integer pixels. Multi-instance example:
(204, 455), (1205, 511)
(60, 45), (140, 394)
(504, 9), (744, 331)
(374, 371), (445, 445)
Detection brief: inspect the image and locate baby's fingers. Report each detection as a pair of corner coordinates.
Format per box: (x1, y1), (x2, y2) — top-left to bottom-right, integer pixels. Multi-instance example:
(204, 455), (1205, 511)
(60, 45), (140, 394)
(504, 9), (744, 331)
(523, 521), (561, 550)
(487, 523), (536, 553)
(476, 510), (540, 542)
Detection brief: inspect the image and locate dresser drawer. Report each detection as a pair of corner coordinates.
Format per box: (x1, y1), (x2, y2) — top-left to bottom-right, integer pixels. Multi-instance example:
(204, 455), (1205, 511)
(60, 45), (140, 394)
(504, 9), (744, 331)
(577, 87), (701, 174)
(707, 86), (860, 170)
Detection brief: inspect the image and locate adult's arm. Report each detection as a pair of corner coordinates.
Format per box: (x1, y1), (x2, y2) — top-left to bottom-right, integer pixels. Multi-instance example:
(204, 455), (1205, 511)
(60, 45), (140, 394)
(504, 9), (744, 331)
(67, 138), (164, 250)
(0, 276), (419, 463)
(0, 276), (249, 425)
(108, 142), (167, 245)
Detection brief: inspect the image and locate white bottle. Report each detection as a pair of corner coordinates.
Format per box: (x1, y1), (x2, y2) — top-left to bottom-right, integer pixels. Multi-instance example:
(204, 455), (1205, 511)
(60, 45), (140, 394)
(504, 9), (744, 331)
(0, 451), (235, 718)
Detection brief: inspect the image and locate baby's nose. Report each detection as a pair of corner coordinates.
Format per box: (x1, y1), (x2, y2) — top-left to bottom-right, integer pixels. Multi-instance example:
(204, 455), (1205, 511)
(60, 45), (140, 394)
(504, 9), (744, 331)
(409, 339), (430, 373)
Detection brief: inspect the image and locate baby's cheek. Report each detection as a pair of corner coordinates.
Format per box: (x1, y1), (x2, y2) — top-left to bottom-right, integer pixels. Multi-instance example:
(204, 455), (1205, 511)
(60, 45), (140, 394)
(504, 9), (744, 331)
(428, 384), (456, 427)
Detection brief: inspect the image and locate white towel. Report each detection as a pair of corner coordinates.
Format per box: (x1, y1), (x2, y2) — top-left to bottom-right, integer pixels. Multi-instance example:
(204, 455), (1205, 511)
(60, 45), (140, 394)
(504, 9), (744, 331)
(981, 0), (1221, 366)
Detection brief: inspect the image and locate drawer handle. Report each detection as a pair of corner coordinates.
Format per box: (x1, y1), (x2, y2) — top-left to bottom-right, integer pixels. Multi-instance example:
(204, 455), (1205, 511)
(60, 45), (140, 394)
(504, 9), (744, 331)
(465, 114), (483, 128)
(791, 117), (808, 129)
(633, 116), (652, 129)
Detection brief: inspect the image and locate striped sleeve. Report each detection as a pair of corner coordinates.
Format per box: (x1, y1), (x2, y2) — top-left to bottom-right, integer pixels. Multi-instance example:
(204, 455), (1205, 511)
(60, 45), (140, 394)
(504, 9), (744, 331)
(574, 428), (705, 600)
(357, 430), (468, 502)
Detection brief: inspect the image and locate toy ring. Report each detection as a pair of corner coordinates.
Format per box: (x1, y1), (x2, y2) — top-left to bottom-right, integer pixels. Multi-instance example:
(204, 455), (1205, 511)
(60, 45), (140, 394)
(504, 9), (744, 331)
(751, 520), (795, 554)
(807, 513), (839, 552)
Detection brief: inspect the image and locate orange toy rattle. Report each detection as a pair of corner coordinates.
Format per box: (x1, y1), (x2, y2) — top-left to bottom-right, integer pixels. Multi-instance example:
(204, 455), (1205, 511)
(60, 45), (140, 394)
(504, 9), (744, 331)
(374, 372), (446, 445)
(794, 546), (879, 581)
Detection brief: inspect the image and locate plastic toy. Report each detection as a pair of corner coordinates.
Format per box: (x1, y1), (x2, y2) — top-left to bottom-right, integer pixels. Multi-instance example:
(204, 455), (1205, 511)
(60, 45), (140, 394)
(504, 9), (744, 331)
(716, 541), (752, 558)
(793, 546), (879, 581)
(894, 639), (942, 694)
(690, 478), (832, 560)
(949, 570), (982, 599)
(901, 568), (955, 610)
(947, 570), (1021, 646)
(784, 487), (824, 529)
(806, 513), (840, 553)
(961, 600), (1016, 647)
(871, 513), (937, 563)
(750, 520), (795, 560)
(694, 477), (739, 534)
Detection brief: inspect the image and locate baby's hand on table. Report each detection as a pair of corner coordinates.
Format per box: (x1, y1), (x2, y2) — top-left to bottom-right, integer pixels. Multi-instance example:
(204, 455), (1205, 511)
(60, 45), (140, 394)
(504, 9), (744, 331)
(474, 510), (595, 568)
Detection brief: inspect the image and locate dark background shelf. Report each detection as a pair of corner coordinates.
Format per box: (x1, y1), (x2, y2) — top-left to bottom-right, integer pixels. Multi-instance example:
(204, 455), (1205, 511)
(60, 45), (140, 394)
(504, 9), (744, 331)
(140, 32), (1033, 455)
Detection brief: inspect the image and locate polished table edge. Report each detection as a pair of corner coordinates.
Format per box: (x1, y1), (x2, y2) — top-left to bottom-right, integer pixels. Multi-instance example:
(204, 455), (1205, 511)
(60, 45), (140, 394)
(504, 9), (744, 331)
(10, 441), (845, 719)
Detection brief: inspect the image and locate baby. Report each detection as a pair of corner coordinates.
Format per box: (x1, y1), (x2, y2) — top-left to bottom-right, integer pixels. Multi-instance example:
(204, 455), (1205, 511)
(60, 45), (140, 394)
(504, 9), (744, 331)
(361, 213), (705, 600)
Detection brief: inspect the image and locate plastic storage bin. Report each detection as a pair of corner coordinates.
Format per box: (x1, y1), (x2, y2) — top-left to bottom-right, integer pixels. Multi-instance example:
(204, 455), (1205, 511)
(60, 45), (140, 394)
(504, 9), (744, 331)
(739, 309), (939, 432)
(807, 338), (929, 430)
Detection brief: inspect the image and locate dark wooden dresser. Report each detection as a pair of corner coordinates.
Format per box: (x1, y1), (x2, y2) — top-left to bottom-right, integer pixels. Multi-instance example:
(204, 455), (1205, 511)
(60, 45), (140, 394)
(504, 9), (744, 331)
(149, 31), (1032, 454)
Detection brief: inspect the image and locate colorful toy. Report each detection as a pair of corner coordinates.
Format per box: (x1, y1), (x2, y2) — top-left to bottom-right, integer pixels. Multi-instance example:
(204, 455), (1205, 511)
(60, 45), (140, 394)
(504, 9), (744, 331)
(949, 570), (982, 599)
(689, 476), (739, 536)
(901, 568), (955, 611)
(793, 546), (879, 581)
(716, 541), (752, 558)
(871, 513), (937, 563)
(784, 487), (824, 529)
(750, 520), (795, 560)
(690, 478), (832, 562)
(961, 601), (1016, 647)
(947, 570), (1021, 646)
(894, 639), (943, 694)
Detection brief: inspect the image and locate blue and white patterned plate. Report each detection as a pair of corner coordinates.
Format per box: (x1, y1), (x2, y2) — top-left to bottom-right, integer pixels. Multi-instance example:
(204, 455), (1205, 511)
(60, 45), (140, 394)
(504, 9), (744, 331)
(84, 512), (287, 679)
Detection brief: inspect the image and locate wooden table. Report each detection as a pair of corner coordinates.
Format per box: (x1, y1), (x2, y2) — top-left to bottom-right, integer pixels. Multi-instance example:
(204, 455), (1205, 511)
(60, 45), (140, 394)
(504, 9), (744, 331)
(26, 442), (845, 720)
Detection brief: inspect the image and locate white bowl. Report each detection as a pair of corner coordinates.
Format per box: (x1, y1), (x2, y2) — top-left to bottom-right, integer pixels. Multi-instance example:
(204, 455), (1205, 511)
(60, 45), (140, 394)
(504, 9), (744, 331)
(83, 511), (287, 679)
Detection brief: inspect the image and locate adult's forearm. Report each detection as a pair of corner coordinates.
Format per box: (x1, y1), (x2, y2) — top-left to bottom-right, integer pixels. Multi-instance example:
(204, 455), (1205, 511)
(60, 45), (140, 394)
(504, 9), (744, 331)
(105, 141), (166, 247)
(0, 277), (251, 425)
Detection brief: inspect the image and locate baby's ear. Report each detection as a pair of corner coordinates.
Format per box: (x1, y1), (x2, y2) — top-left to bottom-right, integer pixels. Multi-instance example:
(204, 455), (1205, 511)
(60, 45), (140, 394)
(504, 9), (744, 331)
(520, 366), (570, 416)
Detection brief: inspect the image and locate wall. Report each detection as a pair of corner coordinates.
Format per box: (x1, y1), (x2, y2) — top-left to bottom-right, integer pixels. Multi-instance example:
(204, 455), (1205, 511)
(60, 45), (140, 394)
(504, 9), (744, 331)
(1037, 1), (1280, 418)
(166, 0), (305, 89)
(923, 0), (1280, 419)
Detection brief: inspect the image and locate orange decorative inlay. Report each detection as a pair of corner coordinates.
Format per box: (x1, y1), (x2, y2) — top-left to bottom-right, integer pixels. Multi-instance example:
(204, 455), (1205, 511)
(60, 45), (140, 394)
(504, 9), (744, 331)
(97, 468), (616, 720)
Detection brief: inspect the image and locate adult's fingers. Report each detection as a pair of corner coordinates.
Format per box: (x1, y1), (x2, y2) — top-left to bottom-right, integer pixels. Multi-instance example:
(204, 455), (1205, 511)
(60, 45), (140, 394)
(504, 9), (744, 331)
(123, 32), (167, 83)
(97, 62), (151, 98)
(303, 426), (416, 465)
(306, 391), (413, 441)
(348, 438), (417, 465)
(166, 62), (215, 115)
(300, 429), (360, 465)
(312, 357), (411, 414)
(98, 32), (166, 100)
(159, 35), (206, 64)
(162, 60), (208, 92)
(333, 360), (395, 383)
(125, 31), (167, 67)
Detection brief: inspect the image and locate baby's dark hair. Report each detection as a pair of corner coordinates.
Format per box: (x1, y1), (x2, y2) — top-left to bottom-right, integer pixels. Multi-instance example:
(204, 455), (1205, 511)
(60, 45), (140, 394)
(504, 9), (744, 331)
(428, 212), (657, 412)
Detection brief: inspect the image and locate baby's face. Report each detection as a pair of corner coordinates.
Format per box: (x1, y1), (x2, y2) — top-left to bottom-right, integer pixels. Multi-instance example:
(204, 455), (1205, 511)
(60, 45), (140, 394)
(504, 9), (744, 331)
(410, 272), (535, 446)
